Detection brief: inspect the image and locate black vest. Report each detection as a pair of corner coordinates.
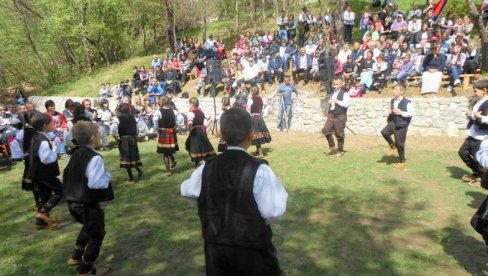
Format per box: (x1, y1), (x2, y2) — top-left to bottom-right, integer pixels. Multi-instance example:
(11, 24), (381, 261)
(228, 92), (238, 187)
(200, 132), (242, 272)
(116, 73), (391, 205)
(388, 98), (412, 128)
(28, 132), (60, 179)
(467, 99), (488, 134)
(331, 90), (348, 115)
(63, 146), (114, 203)
(192, 109), (205, 126)
(198, 150), (272, 248)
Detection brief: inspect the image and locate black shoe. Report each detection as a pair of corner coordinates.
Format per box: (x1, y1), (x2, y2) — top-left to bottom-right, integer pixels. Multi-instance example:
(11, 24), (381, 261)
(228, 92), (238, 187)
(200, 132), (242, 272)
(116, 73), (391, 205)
(77, 262), (94, 275)
(171, 160), (178, 168)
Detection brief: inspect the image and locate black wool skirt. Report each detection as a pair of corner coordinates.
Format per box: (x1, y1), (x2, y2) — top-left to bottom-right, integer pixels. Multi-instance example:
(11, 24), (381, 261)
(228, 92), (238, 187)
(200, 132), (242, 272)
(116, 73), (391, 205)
(157, 128), (179, 155)
(119, 135), (143, 168)
(251, 115), (272, 146)
(185, 126), (216, 162)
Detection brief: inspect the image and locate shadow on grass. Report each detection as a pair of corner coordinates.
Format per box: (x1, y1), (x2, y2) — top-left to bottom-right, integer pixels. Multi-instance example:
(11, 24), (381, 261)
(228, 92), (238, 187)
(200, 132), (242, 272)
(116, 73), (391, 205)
(377, 155), (398, 165)
(440, 227), (488, 275)
(446, 166), (470, 181)
(466, 191), (487, 209)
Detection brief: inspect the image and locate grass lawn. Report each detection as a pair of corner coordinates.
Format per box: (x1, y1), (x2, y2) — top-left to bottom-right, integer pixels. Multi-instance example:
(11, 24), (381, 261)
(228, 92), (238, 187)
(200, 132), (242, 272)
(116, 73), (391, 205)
(0, 131), (487, 275)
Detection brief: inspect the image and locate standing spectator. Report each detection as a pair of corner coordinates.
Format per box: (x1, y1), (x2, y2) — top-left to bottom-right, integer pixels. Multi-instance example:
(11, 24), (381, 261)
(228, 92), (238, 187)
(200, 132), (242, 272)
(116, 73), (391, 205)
(151, 55), (161, 68)
(287, 15), (297, 41)
(360, 6), (373, 36)
(343, 4), (355, 43)
(132, 66), (141, 89)
(139, 66), (149, 89)
(276, 75), (298, 131)
(277, 10), (289, 42)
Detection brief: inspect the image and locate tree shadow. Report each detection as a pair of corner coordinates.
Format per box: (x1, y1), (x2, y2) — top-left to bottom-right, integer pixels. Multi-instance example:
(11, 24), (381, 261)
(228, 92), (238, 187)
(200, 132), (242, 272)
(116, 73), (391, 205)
(446, 166), (470, 181)
(377, 155), (398, 165)
(466, 191), (487, 209)
(440, 227), (488, 276)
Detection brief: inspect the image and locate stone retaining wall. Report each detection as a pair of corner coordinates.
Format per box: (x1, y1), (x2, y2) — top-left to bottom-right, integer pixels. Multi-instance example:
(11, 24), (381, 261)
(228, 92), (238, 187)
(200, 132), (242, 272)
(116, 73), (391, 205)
(29, 96), (471, 137)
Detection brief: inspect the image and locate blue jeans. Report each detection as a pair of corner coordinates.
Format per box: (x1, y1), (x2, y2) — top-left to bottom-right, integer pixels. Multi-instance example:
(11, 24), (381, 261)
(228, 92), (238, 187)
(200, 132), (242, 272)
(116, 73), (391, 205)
(278, 29), (288, 41)
(277, 103), (292, 130)
(447, 66), (462, 85)
(397, 71), (410, 83)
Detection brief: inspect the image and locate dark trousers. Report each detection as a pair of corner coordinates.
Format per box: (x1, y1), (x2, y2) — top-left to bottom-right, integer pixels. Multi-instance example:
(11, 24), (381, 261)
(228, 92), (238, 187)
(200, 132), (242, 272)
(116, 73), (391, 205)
(36, 177), (62, 214)
(292, 67), (311, 84)
(68, 202), (106, 264)
(344, 25), (354, 43)
(204, 243), (284, 276)
(381, 121), (408, 162)
(322, 113), (347, 152)
(458, 136), (484, 177)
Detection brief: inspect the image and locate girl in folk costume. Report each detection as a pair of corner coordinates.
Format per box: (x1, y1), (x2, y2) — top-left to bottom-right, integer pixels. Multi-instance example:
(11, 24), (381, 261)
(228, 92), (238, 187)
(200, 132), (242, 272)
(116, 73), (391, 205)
(185, 97), (216, 167)
(217, 97), (231, 152)
(157, 96), (179, 176)
(249, 86), (272, 157)
(21, 111), (40, 213)
(117, 103), (143, 184)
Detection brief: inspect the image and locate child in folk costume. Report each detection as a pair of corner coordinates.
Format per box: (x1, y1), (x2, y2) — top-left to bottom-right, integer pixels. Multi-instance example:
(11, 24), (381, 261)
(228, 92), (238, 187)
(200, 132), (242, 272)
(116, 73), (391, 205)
(217, 97), (231, 152)
(117, 103), (143, 184)
(28, 113), (63, 229)
(459, 80), (488, 186)
(181, 107), (288, 275)
(157, 96), (179, 176)
(21, 111), (40, 213)
(249, 86), (272, 157)
(323, 79), (351, 157)
(64, 121), (114, 275)
(185, 97), (216, 167)
(381, 83), (415, 168)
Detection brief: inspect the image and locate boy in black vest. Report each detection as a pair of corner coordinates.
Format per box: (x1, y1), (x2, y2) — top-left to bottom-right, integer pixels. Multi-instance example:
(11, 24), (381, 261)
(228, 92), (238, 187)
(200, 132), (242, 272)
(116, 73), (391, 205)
(322, 78), (351, 157)
(64, 121), (114, 275)
(28, 113), (63, 229)
(181, 107), (288, 276)
(458, 79), (488, 186)
(381, 83), (416, 168)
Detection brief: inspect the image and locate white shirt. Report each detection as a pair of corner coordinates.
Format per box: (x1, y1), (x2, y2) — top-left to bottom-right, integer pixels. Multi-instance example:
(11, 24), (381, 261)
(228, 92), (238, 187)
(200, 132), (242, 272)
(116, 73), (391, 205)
(180, 146), (288, 223)
(243, 64), (260, 80)
(343, 11), (355, 25)
(392, 97), (416, 118)
(476, 140), (488, 168)
(468, 97), (488, 140)
(330, 90), (351, 110)
(337, 49), (352, 64)
(38, 132), (58, 165)
(408, 20), (421, 33)
(299, 55), (308, 69)
(85, 151), (112, 189)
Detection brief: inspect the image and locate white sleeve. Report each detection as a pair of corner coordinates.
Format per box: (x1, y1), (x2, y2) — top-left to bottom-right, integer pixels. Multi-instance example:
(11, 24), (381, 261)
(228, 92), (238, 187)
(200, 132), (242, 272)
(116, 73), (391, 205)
(39, 140), (58, 165)
(180, 164), (205, 205)
(477, 140), (488, 168)
(337, 92), (351, 108)
(402, 102), (416, 118)
(86, 155), (112, 189)
(187, 112), (195, 124)
(253, 164), (288, 223)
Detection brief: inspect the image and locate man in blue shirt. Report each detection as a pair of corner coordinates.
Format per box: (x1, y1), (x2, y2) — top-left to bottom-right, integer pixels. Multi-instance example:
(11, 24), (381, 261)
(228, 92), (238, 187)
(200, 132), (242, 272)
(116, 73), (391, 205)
(276, 75), (298, 131)
(268, 53), (284, 84)
(147, 78), (166, 105)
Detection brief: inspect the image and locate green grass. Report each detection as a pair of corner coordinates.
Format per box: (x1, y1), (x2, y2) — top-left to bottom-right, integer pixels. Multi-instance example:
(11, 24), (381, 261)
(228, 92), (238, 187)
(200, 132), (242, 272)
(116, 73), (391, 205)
(0, 133), (487, 275)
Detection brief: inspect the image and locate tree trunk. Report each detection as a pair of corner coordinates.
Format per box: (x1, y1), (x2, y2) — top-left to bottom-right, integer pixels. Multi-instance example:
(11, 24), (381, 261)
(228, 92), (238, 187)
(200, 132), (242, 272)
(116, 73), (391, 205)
(202, 0), (207, 43)
(162, 0), (175, 49)
(466, 0), (486, 43)
(274, 0), (280, 20)
(332, 0), (346, 43)
(12, 0), (49, 78)
(142, 25), (147, 49)
(262, 0), (266, 19)
(250, 0), (256, 29)
(235, 0), (239, 31)
(80, 1), (93, 73)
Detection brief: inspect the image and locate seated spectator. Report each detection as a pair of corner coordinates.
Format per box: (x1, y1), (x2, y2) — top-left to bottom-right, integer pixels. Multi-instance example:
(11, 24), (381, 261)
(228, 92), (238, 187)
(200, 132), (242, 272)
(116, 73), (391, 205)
(391, 4), (405, 20)
(413, 23), (433, 50)
(440, 12), (456, 35)
(335, 57), (343, 77)
(391, 15), (408, 40)
(421, 45), (446, 95)
(372, 54), (388, 87)
(372, 14), (384, 33)
(97, 99), (117, 149)
(285, 39), (298, 68)
(464, 43), (480, 74)
(257, 55), (270, 87)
(180, 54), (192, 85)
(342, 55), (358, 86)
(351, 42), (364, 64)
(396, 54), (414, 84)
(363, 25), (380, 41)
(407, 15), (422, 46)
(99, 82), (112, 99)
(139, 66), (149, 89)
(310, 51), (320, 81)
(445, 44), (466, 92)
(337, 43), (352, 64)
(360, 6), (373, 36)
(165, 68), (181, 95)
(292, 47), (312, 86)
(407, 3), (422, 20)
(147, 78), (166, 105)
(44, 100), (67, 155)
(381, 16), (393, 38)
(5, 103), (23, 130)
(225, 61), (237, 95)
(215, 36), (227, 59)
(151, 55), (161, 68)
(117, 79), (133, 101)
(196, 67), (208, 96)
(359, 50), (375, 93)
(304, 37), (318, 55)
(242, 57), (260, 86)
(155, 65), (165, 84)
(268, 52), (285, 84)
(462, 16), (474, 40)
